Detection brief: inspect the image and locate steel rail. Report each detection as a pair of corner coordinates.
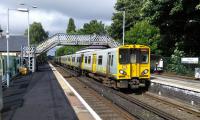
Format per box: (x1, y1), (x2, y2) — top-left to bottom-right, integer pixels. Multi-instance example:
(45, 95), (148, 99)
(55, 63), (182, 120)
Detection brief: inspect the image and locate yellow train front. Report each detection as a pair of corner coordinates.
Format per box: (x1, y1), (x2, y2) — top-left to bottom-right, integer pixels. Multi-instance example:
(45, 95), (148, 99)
(115, 45), (150, 89)
(57, 44), (151, 89)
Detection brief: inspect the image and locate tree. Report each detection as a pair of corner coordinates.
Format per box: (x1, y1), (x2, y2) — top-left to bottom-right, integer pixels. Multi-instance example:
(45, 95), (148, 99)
(55, 46), (82, 56)
(78, 20), (106, 35)
(125, 20), (161, 54)
(142, 0), (200, 56)
(110, 0), (145, 40)
(25, 22), (48, 45)
(66, 18), (76, 34)
(24, 22), (48, 64)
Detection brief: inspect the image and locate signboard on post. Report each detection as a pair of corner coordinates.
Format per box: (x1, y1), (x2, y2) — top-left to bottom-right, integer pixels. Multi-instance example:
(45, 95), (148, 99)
(181, 57), (199, 64)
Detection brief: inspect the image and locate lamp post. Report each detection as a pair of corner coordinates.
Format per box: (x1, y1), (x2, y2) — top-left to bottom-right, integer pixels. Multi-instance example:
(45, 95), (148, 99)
(6, 6), (36, 87)
(6, 8), (10, 87)
(18, 5), (37, 71)
(122, 11), (125, 46)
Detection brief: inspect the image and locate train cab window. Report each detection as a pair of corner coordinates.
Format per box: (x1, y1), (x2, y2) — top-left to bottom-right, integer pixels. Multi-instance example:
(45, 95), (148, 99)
(130, 50), (137, 63)
(98, 55), (103, 65)
(140, 49), (149, 63)
(119, 49), (130, 64)
(130, 54), (136, 63)
(85, 56), (87, 63)
(140, 52), (148, 63)
(88, 56), (91, 64)
(68, 57), (70, 61)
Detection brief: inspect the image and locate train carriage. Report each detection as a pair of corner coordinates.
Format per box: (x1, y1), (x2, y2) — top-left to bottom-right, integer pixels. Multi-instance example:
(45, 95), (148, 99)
(55, 44), (150, 89)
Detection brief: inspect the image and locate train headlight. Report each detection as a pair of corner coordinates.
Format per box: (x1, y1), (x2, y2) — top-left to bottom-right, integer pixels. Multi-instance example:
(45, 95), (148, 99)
(119, 70), (126, 75)
(143, 69), (148, 74)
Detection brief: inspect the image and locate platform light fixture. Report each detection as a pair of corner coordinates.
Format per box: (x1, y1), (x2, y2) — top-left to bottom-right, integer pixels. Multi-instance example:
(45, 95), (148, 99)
(6, 5), (37, 87)
(19, 4), (37, 72)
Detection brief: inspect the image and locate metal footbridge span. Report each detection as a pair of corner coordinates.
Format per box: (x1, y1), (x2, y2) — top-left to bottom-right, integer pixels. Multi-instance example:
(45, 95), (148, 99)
(36, 33), (120, 54)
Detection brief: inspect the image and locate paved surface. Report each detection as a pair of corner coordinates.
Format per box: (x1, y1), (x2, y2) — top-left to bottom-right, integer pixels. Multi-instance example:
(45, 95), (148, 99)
(2, 64), (80, 120)
(151, 74), (200, 92)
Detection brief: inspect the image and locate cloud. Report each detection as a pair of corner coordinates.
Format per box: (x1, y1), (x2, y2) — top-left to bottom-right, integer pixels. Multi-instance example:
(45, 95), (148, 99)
(0, 0), (116, 35)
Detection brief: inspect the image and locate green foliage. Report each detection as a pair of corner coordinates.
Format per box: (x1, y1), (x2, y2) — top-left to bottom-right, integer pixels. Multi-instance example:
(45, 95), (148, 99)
(167, 42), (186, 74)
(78, 20), (106, 35)
(125, 20), (161, 54)
(37, 52), (48, 63)
(56, 19), (106, 56)
(55, 46), (82, 56)
(66, 18), (76, 34)
(142, 0), (200, 56)
(110, 0), (145, 40)
(25, 22), (48, 45)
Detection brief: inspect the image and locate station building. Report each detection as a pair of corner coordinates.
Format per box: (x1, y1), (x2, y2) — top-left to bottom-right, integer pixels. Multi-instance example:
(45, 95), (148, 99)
(0, 28), (28, 83)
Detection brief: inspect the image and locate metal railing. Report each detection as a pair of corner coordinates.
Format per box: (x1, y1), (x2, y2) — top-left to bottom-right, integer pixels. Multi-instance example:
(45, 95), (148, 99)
(36, 33), (120, 54)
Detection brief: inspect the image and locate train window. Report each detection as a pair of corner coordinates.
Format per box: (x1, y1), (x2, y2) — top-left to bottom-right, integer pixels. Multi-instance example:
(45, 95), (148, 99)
(119, 49), (130, 64)
(76, 57), (79, 62)
(88, 56), (91, 64)
(98, 55), (103, 65)
(130, 54), (136, 63)
(79, 57), (81, 63)
(111, 55), (113, 66)
(72, 57), (75, 62)
(130, 50), (137, 63)
(140, 52), (148, 63)
(85, 56), (87, 63)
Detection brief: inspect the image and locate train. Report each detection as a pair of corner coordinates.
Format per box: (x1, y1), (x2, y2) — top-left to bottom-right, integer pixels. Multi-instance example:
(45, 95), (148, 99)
(55, 44), (151, 89)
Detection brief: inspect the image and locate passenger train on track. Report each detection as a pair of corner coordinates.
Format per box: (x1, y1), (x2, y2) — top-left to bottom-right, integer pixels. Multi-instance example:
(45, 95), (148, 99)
(55, 44), (151, 89)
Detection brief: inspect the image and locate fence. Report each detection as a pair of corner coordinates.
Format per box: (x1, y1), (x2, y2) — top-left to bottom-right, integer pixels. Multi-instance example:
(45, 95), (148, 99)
(162, 57), (200, 77)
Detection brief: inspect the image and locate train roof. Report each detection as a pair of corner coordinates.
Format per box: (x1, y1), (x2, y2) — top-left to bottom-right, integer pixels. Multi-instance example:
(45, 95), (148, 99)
(118, 44), (150, 49)
(75, 49), (102, 54)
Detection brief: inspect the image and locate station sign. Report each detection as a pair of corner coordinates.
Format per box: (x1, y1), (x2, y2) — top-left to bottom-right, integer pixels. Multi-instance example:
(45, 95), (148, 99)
(181, 57), (199, 64)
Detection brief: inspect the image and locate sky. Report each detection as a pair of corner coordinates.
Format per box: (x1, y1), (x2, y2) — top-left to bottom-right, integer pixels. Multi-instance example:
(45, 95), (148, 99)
(0, 0), (116, 35)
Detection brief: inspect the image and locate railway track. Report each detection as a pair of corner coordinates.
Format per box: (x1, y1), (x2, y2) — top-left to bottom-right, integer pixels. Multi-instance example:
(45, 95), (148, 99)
(54, 63), (200, 120)
(142, 92), (200, 118)
(54, 64), (135, 120)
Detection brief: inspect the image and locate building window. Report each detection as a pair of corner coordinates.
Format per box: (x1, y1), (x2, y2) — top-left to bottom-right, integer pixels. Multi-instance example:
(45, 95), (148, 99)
(98, 55), (103, 65)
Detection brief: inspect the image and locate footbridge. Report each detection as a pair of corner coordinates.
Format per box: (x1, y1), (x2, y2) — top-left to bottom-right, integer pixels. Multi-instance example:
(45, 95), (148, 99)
(36, 33), (120, 54)
(23, 33), (120, 72)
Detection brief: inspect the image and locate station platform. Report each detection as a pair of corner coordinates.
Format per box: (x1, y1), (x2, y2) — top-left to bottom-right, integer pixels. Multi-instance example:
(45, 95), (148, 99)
(151, 74), (200, 93)
(1, 64), (99, 120)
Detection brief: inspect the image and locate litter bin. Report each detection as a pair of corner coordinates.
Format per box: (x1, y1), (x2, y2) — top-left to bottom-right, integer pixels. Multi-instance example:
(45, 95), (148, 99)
(19, 67), (29, 75)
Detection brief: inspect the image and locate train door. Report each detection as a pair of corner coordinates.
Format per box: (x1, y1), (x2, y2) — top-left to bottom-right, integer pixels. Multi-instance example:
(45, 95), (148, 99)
(131, 49), (140, 77)
(106, 52), (112, 75)
(0, 58), (3, 78)
(80, 54), (84, 69)
(92, 54), (96, 73)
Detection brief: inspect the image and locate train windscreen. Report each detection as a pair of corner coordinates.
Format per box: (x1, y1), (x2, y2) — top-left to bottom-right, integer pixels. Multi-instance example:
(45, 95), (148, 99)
(119, 49), (130, 64)
(119, 48), (149, 64)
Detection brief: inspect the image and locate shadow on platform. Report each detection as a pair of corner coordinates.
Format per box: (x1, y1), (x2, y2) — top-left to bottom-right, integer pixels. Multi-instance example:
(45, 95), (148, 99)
(1, 64), (78, 120)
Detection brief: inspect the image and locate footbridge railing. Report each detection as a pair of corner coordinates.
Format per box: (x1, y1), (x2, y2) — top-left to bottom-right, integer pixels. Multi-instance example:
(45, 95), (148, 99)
(36, 33), (120, 54)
